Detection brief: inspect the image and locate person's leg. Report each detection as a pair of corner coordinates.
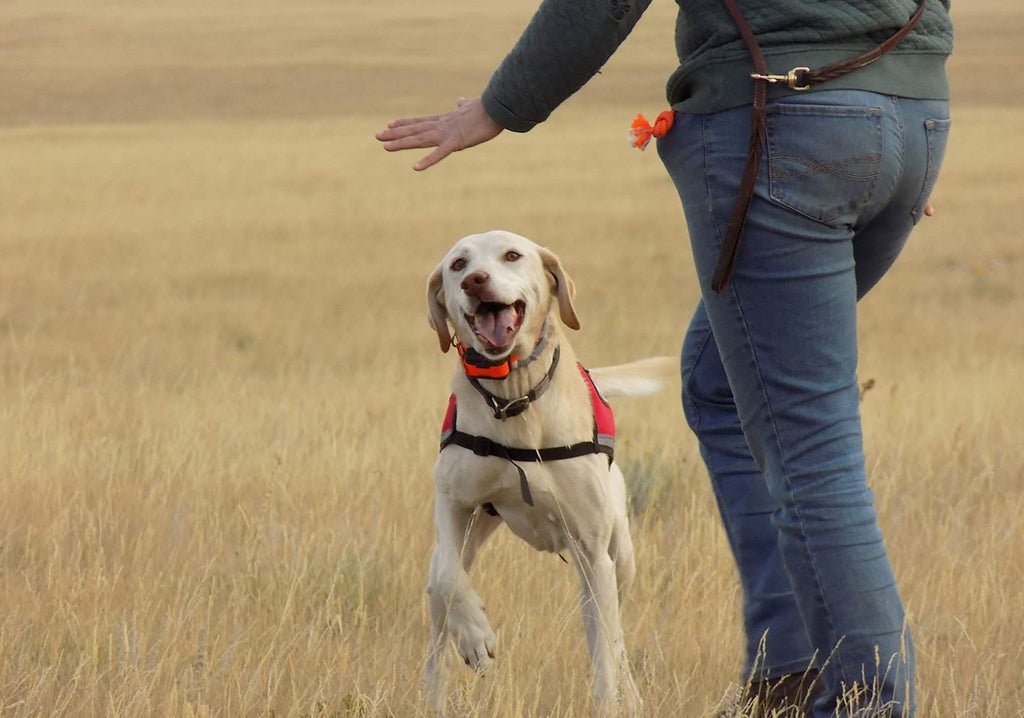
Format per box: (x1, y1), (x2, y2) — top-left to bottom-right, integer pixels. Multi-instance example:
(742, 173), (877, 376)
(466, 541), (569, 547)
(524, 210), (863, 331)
(661, 90), (948, 716)
(682, 302), (816, 681)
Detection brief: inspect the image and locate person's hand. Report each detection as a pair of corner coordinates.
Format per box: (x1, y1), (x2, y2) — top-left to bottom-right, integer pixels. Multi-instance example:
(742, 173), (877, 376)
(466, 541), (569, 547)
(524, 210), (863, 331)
(924, 202), (935, 217)
(375, 97), (504, 171)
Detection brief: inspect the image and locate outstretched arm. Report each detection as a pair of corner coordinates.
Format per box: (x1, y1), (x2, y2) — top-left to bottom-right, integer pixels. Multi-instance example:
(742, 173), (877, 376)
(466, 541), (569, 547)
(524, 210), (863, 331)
(375, 0), (652, 170)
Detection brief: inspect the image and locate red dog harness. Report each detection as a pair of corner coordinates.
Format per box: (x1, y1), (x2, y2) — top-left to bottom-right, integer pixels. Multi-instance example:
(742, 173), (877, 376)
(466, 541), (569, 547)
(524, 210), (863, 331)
(440, 363), (615, 507)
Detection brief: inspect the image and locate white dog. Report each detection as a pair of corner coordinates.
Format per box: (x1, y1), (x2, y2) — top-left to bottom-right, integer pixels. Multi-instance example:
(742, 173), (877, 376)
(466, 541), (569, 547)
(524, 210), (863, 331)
(422, 230), (672, 716)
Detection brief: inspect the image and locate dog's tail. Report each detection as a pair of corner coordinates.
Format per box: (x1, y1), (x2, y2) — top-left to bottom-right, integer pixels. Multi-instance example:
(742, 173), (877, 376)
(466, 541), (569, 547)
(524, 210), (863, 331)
(588, 356), (676, 398)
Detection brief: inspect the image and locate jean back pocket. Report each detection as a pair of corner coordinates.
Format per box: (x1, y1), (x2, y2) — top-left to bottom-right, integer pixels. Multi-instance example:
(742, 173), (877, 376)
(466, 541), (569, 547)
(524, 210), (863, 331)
(766, 103), (884, 227)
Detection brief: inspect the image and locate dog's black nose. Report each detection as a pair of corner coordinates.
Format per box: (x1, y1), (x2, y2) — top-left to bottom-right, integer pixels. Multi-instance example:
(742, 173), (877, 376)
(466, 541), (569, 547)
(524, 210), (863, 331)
(461, 270), (489, 296)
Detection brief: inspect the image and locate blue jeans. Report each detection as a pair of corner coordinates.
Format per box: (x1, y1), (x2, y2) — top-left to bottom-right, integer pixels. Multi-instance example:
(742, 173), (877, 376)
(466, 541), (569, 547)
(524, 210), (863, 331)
(658, 90), (950, 717)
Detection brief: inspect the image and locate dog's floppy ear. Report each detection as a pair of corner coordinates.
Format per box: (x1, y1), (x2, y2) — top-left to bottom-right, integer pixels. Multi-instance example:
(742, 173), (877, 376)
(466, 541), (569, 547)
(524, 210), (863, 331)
(426, 262), (452, 352)
(537, 246), (580, 330)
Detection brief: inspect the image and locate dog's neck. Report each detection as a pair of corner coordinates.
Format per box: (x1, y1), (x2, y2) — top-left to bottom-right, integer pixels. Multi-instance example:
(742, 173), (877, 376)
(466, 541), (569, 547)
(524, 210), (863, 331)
(455, 319), (563, 420)
(456, 319), (551, 380)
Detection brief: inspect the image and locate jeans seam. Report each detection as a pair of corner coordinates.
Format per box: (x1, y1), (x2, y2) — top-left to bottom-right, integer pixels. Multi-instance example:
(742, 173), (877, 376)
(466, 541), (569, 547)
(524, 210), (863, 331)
(681, 323), (715, 431)
(700, 114), (725, 269)
(891, 95), (907, 216)
(726, 278), (847, 681)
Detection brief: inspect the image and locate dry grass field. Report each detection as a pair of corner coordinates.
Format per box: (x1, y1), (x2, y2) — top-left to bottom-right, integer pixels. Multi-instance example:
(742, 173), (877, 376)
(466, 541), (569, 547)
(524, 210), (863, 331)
(1, 1), (1022, 716)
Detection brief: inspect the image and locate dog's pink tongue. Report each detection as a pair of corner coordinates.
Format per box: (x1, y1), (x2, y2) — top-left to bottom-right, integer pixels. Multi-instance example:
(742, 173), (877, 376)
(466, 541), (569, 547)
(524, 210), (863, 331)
(478, 306), (517, 349)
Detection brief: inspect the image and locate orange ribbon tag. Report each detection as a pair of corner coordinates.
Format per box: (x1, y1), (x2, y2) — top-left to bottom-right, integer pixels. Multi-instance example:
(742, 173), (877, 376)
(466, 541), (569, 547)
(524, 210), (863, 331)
(628, 110), (675, 151)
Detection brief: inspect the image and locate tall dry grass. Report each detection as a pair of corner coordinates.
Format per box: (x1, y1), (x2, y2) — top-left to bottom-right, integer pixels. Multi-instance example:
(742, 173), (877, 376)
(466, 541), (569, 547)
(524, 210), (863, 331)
(0, 1), (1021, 716)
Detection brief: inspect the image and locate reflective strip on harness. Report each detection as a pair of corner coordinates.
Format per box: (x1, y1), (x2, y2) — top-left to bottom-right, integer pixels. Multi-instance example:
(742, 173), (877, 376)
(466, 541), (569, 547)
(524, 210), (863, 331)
(577, 364), (615, 455)
(440, 393), (458, 446)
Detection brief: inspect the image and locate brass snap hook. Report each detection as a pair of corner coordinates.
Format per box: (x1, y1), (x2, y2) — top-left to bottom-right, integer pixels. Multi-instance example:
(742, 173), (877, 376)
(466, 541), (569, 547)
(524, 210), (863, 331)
(750, 66), (811, 91)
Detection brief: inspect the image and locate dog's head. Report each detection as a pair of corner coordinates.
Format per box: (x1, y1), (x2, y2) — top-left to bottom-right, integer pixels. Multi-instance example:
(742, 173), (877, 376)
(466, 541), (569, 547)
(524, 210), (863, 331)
(425, 230), (579, 357)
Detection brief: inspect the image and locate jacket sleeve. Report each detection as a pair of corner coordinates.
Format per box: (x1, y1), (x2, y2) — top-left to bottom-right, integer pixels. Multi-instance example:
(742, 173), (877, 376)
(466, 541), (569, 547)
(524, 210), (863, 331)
(480, 0), (653, 133)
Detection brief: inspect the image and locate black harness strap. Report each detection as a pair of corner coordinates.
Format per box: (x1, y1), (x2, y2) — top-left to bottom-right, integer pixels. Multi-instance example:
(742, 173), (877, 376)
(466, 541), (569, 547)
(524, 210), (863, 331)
(441, 426), (614, 465)
(441, 428), (612, 508)
(440, 398), (614, 508)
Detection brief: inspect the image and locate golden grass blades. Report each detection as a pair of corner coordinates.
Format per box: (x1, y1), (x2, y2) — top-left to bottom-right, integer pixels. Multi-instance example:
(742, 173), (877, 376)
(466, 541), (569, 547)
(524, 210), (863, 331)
(1, 0), (1022, 715)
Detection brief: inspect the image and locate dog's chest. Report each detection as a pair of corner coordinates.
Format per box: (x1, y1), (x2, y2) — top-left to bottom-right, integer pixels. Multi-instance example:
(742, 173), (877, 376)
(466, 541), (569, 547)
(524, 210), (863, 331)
(436, 449), (611, 554)
(498, 496), (578, 554)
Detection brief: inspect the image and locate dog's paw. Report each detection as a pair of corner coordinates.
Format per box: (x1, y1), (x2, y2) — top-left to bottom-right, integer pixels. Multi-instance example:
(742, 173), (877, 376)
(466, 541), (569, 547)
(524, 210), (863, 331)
(457, 631), (496, 671)
(449, 610), (497, 672)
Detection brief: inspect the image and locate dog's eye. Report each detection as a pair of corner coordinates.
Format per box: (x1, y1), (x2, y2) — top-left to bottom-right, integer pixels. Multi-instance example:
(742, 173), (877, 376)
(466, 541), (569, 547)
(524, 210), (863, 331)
(450, 258), (467, 272)
(504, 250), (522, 262)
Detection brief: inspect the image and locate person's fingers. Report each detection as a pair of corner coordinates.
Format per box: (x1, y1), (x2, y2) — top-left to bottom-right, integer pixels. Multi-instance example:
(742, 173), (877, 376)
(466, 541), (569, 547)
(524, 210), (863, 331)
(375, 119), (438, 142)
(412, 144), (454, 172)
(924, 202), (935, 217)
(376, 117), (447, 150)
(380, 127), (440, 152)
(379, 114), (442, 132)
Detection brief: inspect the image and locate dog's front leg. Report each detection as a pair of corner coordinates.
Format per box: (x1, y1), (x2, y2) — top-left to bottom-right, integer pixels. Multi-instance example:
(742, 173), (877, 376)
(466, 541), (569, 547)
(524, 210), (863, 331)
(423, 500), (499, 712)
(574, 544), (641, 717)
(423, 541), (451, 715)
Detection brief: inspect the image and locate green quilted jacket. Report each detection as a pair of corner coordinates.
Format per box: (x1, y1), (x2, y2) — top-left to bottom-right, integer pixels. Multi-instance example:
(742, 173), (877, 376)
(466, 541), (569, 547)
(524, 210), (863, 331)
(481, 0), (952, 132)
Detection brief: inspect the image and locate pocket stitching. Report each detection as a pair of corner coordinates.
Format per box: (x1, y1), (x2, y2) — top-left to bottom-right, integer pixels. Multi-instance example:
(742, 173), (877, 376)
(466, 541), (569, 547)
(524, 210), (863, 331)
(770, 152), (882, 182)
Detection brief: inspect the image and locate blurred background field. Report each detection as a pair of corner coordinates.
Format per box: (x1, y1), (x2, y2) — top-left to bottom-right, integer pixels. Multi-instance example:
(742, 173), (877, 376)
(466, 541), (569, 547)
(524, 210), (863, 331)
(0, 1), (1021, 716)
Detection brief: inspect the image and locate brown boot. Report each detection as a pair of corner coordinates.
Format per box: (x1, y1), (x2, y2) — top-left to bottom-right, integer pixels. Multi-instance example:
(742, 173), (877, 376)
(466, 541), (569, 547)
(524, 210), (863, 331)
(718, 670), (821, 718)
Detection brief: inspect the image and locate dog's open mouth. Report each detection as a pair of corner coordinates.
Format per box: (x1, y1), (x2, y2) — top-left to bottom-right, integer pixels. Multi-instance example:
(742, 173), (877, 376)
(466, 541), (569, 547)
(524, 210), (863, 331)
(466, 300), (526, 354)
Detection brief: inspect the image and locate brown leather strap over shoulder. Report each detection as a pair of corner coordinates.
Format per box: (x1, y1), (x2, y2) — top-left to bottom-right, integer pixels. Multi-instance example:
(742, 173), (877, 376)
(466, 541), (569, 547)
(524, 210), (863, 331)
(710, 0), (929, 293)
(800, 1), (930, 86)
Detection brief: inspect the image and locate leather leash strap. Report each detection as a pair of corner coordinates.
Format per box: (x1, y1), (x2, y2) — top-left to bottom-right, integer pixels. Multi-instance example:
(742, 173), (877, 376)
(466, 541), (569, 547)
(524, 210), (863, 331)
(711, 0), (930, 292)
